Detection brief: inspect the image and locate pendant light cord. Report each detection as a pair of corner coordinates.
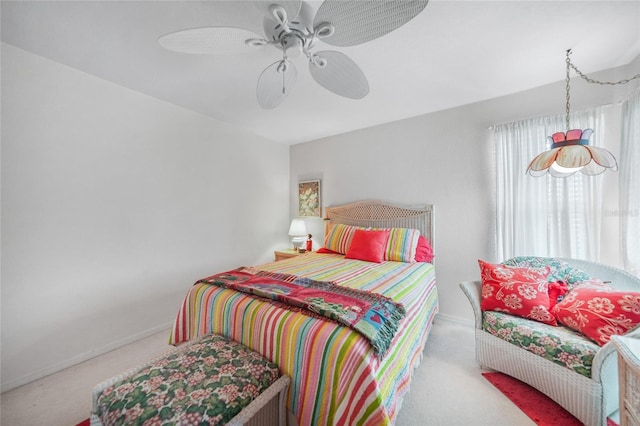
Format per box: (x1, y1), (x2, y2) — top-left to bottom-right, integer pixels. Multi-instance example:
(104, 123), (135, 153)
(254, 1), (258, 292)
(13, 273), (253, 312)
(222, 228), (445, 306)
(564, 49), (640, 133)
(565, 50), (572, 133)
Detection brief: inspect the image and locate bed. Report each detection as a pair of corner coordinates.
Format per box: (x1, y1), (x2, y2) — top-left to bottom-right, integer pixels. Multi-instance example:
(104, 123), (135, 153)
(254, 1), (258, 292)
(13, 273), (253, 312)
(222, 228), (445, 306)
(169, 200), (438, 425)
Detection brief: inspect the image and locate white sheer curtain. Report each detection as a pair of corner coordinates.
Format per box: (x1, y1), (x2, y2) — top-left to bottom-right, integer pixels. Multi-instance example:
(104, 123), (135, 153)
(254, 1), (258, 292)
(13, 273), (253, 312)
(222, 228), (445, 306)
(620, 89), (640, 276)
(493, 107), (605, 262)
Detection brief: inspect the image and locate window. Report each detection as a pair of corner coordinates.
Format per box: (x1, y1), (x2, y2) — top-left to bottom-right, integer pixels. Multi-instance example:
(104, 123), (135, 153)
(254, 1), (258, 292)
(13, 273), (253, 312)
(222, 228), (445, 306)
(492, 107), (606, 261)
(620, 89), (640, 276)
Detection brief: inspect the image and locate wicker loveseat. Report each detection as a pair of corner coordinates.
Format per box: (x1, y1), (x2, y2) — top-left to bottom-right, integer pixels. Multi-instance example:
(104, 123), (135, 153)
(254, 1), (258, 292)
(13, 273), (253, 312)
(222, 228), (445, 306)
(460, 258), (640, 426)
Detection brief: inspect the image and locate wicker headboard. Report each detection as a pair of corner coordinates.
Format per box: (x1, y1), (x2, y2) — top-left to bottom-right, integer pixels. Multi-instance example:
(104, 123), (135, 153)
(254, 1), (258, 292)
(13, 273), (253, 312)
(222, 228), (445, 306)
(324, 200), (435, 251)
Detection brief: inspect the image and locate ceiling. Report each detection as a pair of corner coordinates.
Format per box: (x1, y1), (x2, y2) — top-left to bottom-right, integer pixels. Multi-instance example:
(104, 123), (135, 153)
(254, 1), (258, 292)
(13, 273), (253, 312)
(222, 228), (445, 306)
(2, 1), (639, 145)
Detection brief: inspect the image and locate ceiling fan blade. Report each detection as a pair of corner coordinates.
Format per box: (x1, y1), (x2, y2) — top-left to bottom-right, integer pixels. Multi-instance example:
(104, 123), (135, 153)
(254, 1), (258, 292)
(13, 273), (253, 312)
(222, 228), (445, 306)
(253, 0), (302, 21)
(308, 51), (369, 99)
(158, 27), (264, 55)
(313, 0), (428, 47)
(257, 60), (298, 109)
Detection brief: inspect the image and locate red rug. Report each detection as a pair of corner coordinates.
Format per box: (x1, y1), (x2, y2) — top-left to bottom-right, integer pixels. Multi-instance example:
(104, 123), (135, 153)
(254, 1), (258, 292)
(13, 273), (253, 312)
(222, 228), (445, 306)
(75, 420), (89, 426)
(483, 372), (618, 426)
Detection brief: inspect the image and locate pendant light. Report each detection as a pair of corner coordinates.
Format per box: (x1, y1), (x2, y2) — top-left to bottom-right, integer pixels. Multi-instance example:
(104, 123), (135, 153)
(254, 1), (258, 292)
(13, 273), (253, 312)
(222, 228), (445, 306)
(527, 50), (639, 178)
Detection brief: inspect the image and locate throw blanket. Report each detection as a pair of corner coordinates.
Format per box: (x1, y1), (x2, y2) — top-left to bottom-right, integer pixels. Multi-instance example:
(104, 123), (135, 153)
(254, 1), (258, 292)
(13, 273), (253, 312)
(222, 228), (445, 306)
(197, 267), (406, 357)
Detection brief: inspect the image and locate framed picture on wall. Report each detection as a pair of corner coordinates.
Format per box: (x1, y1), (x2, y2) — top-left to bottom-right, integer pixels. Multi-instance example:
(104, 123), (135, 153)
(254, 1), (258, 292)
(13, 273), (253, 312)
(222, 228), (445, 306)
(298, 180), (321, 217)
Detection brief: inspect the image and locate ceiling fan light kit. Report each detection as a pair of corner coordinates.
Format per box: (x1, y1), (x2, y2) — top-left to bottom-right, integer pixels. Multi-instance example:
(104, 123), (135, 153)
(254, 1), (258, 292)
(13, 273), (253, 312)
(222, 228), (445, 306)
(158, 0), (429, 109)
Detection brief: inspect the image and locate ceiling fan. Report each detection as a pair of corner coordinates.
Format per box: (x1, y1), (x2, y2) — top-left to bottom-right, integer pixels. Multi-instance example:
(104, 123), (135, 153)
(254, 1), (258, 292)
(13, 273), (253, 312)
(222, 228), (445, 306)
(158, 0), (428, 109)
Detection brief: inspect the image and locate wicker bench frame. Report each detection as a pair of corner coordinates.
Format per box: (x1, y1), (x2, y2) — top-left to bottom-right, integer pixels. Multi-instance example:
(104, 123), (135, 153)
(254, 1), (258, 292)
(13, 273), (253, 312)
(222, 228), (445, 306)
(90, 335), (289, 426)
(460, 258), (640, 426)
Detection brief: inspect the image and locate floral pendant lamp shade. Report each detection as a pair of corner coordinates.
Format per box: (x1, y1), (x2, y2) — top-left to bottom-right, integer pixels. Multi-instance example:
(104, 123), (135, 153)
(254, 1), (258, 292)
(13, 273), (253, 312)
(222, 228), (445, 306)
(527, 128), (618, 178)
(527, 49), (638, 178)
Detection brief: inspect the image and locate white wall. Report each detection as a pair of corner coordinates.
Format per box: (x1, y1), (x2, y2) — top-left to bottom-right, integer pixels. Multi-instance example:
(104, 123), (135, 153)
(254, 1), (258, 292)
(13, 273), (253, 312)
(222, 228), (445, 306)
(3, 41), (636, 391)
(291, 57), (640, 325)
(0, 44), (290, 391)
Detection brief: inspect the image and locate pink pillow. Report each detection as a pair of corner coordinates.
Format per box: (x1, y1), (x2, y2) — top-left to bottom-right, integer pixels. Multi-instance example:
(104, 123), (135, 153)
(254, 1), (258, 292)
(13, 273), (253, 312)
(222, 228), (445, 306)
(478, 260), (557, 326)
(552, 281), (640, 346)
(345, 230), (390, 263)
(414, 235), (434, 263)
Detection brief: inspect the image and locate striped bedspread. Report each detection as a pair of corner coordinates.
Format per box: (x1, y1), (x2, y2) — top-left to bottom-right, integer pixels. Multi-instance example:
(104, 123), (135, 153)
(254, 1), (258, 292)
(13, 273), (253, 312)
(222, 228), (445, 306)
(170, 253), (438, 426)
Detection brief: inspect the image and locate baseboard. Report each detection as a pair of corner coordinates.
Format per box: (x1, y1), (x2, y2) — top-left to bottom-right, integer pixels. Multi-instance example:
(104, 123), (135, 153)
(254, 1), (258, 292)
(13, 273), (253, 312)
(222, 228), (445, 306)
(1, 322), (173, 393)
(434, 313), (475, 328)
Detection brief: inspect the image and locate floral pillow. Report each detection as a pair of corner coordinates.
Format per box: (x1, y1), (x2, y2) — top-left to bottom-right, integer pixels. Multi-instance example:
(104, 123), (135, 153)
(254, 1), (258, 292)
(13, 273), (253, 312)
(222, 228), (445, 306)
(478, 259), (558, 326)
(502, 256), (591, 288)
(552, 281), (640, 345)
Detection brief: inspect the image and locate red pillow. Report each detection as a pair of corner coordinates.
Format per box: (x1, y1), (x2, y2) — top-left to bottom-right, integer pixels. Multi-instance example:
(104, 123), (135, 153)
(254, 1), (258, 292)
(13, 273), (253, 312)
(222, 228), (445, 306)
(548, 281), (569, 310)
(316, 247), (340, 254)
(345, 230), (390, 263)
(552, 281), (640, 346)
(478, 260), (557, 325)
(414, 235), (434, 263)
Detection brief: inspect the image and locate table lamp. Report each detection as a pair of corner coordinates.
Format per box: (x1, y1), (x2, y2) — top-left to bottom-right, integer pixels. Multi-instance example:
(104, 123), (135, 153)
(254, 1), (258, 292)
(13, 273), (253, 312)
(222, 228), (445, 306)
(288, 219), (307, 251)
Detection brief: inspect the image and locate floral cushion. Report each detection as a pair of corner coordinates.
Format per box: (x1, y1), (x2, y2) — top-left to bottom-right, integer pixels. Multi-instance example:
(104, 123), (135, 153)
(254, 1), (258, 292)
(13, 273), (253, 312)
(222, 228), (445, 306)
(478, 259), (558, 325)
(502, 256), (591, 289)
(553, 281), (640, 346)
(94, 334), (281, 426)
(483, 311), (599, 378)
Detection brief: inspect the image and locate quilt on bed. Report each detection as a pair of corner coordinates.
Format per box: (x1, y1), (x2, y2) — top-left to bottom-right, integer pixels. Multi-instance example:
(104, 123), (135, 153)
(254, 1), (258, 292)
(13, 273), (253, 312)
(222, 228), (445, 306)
(170, 253), (438, 426)
(195, 267), (406, 357)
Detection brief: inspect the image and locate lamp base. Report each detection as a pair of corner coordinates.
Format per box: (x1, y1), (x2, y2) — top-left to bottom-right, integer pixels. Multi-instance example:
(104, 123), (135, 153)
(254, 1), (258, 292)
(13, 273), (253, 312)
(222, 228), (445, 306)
(291, 236), (305, 251)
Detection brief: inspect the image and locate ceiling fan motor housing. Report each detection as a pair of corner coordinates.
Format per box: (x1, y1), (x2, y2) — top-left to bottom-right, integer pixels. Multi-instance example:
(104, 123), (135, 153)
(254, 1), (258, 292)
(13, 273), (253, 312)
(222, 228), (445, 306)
(282, 34), (303, 58)
(263, 1), (315, 45)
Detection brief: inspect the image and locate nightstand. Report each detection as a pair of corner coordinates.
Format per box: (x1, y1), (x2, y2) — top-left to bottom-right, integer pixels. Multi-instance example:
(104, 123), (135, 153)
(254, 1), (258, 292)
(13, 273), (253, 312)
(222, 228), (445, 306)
(611, 335), (640, 426)
(274, 249), (309, 261)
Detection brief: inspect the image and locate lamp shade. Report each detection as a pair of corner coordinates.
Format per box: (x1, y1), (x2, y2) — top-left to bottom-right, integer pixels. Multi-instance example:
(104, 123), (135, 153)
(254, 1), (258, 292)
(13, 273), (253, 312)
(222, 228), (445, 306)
(288, 219), (307, 236)
(527, 129), (618, 178)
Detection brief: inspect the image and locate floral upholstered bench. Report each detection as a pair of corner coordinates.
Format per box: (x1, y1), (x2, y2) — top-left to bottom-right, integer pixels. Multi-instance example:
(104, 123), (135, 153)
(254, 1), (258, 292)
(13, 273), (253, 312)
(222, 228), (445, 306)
(90, 333), (289, 426)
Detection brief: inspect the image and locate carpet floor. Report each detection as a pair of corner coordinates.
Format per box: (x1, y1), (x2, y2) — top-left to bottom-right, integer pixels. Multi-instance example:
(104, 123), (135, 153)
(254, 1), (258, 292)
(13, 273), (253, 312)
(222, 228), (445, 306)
(1, 319), (546, 425)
